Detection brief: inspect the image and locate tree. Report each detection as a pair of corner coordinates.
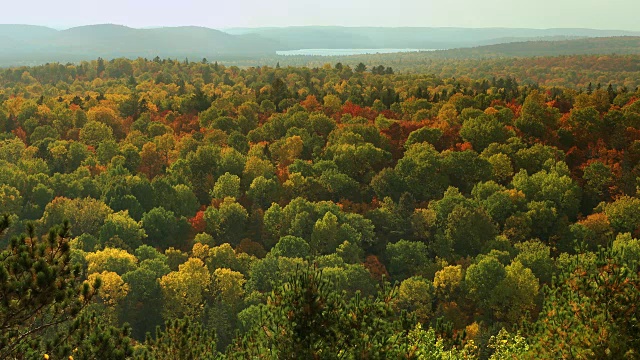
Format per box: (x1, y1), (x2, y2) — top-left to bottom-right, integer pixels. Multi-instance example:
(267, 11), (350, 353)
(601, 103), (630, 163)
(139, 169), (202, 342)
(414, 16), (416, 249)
(433, 265), (464, 302)
(487, 153), (514, 184)
(322, 95), (342, 114)
(247, 176), (280, 209)
(0, 185), (22, 217)
(121, 260), (169, 340)
(511, 163), (581, 219)
(169, 184), (199, 218)
(386, 240), (431, 280)
(141, 207), (190, 250)
(41, 312), (134, 360)
(229, 266), (413, 359)
(203, 198), (248, 247)
(515, 91), (559, 141)
(582, 161), (615, 210)
(79, 121), (115, 147)
(445, 205), (497, 258)
(40, 197), (114, 238)
(87, 271), (129, 324)
(513, 240), (555, 284)
(465, 255), (506, 315)
(493, 260), (540, 324)
(98, 211), (146, 250)
(269, 135), (303, 167)
(159, 258), (211, 320)
(270, 235), (311, 258)
(212, 268), (246, 306)
(86, 247), (138, 275)
(87, 106), (124, 139)
(398, 277), (434, 323)
(487, 329), (529, 360)
(438, 103), (459, 125)
(405, 127), (443, 148)
(442, 150), (492, 194)
(460, 115), (509, 151)
(140, 317), (218, 360)
(395, 143), (448, 202)
(0, 219), (99, 359)
(525, 249), (640, 359)
(600, 195), (640, 234)
(309, 211), (340, 255)
(211, 172), (241, 199)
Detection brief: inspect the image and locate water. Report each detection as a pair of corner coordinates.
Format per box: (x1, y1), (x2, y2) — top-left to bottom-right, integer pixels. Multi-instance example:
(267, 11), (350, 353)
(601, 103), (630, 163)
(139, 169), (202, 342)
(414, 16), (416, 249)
(276, 48), (436, 56)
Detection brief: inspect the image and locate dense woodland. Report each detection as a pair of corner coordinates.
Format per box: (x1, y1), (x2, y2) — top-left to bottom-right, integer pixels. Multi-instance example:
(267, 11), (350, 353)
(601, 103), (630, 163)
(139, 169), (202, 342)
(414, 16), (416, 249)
(239, 52), (640, 89)
(1, 58), (639, 359)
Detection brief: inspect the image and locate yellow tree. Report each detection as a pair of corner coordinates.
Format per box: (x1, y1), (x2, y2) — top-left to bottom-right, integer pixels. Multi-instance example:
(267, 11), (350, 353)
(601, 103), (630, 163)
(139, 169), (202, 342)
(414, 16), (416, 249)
(438, 103), (459, 125)
(89, 271), (129, 307)
(323, 94), (342, 114)
(433, 265), (464, 302)
(86, 247), (138, 275)
(212, 268), (246, 307)
(160, 258), (212, 320)
(397, 277), (434, 323)
(270, 135), (303, 167)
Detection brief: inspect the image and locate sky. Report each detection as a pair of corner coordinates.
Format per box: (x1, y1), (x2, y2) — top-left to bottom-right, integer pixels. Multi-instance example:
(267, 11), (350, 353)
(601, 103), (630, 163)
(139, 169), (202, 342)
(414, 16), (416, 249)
(2, 0), (639, 31)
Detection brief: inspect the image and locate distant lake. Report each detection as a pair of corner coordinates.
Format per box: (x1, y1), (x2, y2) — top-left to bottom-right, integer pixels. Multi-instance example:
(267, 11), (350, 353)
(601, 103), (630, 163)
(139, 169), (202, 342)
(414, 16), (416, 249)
(276, 48), (436, 56)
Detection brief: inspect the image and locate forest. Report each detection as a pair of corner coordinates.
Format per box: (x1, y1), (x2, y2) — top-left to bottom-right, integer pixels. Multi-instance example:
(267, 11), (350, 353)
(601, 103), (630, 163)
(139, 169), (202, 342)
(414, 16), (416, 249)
(0, 57), (639, 359)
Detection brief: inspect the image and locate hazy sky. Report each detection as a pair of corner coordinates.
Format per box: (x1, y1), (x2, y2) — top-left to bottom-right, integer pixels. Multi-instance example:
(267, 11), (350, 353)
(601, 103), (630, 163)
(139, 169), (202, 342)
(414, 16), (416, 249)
(2, 0), (639, 30)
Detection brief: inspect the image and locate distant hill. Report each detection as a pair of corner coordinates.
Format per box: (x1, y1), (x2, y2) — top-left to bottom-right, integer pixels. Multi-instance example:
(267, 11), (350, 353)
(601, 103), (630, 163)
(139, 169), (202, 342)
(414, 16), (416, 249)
(437, 36), (640, 58)
(0, 24), (281, 66)
(224, 26), (640, 50)
(1, 25), (640, 67)
(230, 36), (640, 67)
(220, 36), (640, 89)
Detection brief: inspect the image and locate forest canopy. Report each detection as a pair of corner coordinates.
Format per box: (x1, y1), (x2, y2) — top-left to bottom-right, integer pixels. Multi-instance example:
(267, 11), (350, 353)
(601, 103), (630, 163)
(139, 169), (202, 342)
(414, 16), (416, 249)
(0, 57), (639, 359)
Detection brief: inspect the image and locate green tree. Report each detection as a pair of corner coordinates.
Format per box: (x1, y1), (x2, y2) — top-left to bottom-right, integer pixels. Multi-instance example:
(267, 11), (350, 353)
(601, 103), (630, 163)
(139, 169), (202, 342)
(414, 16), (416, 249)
(397, 276), (434, 323)
(211, 172), (241, 199)
(465, 255), (506, 315)
(203, 198), (248, 247)
(79, 121), (115, 147)
(309, 211), (340, 255)
(525, 249), (640, 359)
(460, 114), (509, 151)
(0, 219), (99, 358)
(445, 205), (497, 258)
(229, 266), (413, 359)
(141, 207), (190, 250)
(600, 195), (640, 234)
(247, 176), (280, 208)
(386, 240), (431, 280)
(270, 235), (311, 258)
(395, 143), (448, 202)
(493, 260), (540, 324)
(514, 91), (559, 141)
(98, 211), (146, 250)
(140, 317), (218, 360)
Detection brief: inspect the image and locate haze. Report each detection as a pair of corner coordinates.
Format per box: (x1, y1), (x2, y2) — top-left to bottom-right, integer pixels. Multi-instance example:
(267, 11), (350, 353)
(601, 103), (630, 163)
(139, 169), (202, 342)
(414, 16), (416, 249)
(2, 0), (639, 31)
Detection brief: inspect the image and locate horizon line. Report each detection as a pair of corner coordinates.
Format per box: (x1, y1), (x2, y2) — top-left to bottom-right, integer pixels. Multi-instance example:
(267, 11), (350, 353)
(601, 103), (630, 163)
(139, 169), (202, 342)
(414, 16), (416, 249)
(1, 23), (640, 33)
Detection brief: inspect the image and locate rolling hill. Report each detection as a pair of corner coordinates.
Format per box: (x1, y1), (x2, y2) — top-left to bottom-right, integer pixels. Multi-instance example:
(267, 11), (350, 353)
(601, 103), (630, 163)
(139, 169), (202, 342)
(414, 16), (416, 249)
(0, 24), (281, 66)
(224, 26), (640, 50)
(1, 25), (640, 67)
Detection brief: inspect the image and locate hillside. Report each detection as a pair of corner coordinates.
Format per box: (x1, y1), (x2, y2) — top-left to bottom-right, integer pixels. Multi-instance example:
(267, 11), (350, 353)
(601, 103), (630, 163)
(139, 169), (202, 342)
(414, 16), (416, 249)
(2, 25), (640, 67)
(225, 26), (640, 49)
(436, 35), (640, 57)
(0, 24), (281, 66)
(224, 37), (640, 88)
